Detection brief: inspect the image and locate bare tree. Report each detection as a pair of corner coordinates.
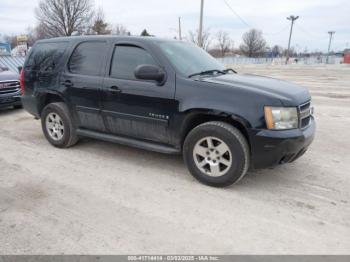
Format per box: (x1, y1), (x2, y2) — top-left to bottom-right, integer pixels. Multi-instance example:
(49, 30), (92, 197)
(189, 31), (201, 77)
(216, 31), (233, 57)
(189, 29), (212, 51)
(35, 0), (94, 37)
(283, 46), (296, 57)
(25, 27), (39, 46)
(89, 7), (111, 35)
(239, 29), (266, 57)
(271, 45), (283, 57)
(27, 23), (50, 43)
(112, 24), (130, 35)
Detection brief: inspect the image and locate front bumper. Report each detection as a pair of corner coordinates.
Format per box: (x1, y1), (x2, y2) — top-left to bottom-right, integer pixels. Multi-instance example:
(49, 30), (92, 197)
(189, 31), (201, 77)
(0, 93), (22, 108)
(249, 116), (316, 169)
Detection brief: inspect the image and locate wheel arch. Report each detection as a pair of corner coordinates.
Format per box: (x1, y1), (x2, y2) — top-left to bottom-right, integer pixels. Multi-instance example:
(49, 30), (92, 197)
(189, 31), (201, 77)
(37, 91), (66, 116)
(179, 109), (252, 151)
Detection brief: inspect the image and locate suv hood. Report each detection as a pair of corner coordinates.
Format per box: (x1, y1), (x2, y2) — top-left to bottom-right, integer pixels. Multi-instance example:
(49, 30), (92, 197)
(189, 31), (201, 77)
(0, 70), (19, 81)
(202, 73), (310, 106)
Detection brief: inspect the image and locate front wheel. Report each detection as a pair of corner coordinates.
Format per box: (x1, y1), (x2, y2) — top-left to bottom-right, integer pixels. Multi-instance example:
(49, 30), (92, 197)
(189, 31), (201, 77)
(183, 121), (250, 187)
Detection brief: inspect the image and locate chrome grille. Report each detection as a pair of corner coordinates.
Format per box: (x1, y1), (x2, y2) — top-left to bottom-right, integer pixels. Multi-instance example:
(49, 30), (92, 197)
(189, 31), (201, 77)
(298, 101), (312, 128)
(0, 80), (20, 95)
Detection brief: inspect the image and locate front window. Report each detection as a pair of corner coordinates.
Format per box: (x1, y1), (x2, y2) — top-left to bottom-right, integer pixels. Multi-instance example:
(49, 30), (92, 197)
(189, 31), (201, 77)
(110, 45), (158, 80)
(159, 41), (225, 77)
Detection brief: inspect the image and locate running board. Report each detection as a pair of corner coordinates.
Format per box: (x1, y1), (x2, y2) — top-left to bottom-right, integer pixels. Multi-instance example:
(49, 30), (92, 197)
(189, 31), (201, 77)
(76, 129), (180, 154)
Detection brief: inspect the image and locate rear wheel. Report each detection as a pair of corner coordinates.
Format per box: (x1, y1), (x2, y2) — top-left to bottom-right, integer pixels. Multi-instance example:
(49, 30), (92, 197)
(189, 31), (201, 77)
(183, 121), (250, 187)
(41, 102), (78, 148)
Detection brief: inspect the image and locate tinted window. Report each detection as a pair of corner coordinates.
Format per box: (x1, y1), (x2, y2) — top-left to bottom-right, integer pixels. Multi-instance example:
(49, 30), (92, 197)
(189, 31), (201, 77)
(26, 42), (68, 72)
(110, 45), (158, 80)
(69, 41), (108, 76)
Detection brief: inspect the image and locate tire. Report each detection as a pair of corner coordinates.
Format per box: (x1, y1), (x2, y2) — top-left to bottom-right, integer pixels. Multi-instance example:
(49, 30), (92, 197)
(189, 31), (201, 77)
(183, 121), (250, 187)
(13, 105), (22, 109)
(41, 102), (78, 148)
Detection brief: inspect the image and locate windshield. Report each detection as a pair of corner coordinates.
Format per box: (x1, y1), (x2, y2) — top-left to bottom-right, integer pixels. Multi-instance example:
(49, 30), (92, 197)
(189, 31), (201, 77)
(159, 41), (225, 77)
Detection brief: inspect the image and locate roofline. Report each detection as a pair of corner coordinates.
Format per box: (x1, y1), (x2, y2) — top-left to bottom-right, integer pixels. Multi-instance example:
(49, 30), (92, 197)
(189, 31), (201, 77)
(35, 35), (180, 44)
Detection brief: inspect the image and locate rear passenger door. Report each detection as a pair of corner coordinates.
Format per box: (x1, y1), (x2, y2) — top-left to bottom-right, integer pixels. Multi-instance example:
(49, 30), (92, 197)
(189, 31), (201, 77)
(101, 43), (177, 144)
(61, 41), (109, 131)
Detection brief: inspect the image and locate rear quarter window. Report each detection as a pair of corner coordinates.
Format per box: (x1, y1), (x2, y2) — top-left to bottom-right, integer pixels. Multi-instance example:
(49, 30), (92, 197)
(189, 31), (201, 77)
(68, 41), (108, 76)
(26, 42), (68, 72)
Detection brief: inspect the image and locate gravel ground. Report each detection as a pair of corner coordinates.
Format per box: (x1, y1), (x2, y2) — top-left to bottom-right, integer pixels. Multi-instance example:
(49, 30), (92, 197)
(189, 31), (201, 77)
(0, 64), (349, 254)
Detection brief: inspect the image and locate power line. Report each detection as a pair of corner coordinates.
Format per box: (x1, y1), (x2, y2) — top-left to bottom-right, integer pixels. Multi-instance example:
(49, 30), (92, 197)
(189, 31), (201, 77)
(222, 0), (252, 28)
(222, 0), (292, 36)
(264, 24), (290, 36)
(295, 24), (339, 52)
(295, 24), (320, 40)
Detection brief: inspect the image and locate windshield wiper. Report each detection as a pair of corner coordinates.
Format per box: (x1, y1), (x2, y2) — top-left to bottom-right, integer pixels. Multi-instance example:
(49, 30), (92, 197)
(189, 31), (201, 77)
(188, 69), (226, 78)
(223, 68), (237, 74)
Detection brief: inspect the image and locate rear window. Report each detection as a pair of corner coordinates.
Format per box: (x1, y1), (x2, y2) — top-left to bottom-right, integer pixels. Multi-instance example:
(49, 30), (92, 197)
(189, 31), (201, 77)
(68, 41), (108, 76)
(26, 42), (68, 72)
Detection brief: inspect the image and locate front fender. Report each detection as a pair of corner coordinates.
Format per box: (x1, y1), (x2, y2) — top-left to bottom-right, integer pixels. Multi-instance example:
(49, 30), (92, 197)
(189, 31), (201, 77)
(176, 78), (267, 128)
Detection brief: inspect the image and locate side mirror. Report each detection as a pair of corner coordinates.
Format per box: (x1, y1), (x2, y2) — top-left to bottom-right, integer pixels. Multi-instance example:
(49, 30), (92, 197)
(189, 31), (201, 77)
(134, 64), (165, 84)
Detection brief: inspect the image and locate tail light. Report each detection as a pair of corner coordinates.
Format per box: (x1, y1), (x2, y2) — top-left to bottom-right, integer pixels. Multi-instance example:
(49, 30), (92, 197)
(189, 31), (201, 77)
(19, 68), (25, 95)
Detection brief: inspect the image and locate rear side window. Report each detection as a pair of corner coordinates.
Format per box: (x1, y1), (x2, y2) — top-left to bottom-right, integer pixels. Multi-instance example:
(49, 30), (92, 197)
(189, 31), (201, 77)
(26, 42), (68, 72)
(110, 45), (158, 80)
(68, 41), (108, 76)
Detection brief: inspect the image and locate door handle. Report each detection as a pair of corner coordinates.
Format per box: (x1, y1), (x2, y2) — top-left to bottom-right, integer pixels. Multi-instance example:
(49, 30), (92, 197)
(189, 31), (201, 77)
(61, 80), (73, 87)
(109, 86), (122, 93)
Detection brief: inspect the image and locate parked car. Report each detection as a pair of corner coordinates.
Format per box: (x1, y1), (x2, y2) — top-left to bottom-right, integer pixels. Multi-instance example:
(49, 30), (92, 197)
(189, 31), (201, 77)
(21, 36), (315, 187)
(0, 67), (22, 109)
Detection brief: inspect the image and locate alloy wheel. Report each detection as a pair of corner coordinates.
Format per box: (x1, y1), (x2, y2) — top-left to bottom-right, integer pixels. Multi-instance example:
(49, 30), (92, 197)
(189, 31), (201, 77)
(193, 136), (233, 177)
(46, 112), (64, 141)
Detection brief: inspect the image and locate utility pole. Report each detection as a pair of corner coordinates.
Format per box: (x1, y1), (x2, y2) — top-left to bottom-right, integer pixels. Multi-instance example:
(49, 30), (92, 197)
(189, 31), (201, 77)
(286, 15), (299, 64)
(178, 17), (182, 40)
(326, 31), (335, 64)
(198, 0), (204, 47)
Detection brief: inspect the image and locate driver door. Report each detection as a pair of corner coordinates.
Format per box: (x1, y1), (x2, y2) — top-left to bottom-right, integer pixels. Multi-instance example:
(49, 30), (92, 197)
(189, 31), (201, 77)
(100, 43), (176, 144)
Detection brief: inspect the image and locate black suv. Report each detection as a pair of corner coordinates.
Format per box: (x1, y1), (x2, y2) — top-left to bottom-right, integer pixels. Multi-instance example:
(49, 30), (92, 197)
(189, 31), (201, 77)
(0, 67), (22, 109)
(21, 36), (315, 187)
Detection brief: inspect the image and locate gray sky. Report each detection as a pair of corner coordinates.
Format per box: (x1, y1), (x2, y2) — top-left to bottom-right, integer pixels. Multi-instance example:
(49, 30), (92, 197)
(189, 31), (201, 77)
(0, 0), (349, 52)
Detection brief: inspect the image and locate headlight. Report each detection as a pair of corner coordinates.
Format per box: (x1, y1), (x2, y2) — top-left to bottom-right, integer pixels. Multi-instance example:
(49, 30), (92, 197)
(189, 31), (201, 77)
(264, 106), (298, 130)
